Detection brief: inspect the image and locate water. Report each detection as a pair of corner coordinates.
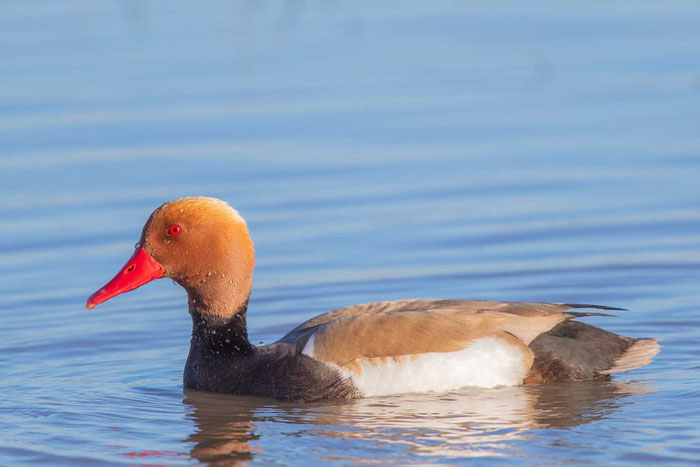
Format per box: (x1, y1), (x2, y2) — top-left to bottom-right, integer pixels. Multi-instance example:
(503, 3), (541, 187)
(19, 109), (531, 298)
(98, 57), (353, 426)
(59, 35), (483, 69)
(2, 1), (700, 464)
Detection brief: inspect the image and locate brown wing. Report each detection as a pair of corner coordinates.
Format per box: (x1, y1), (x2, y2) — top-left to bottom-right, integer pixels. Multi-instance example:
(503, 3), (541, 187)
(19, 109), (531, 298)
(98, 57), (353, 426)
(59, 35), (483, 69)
(278, 299), (617, 369)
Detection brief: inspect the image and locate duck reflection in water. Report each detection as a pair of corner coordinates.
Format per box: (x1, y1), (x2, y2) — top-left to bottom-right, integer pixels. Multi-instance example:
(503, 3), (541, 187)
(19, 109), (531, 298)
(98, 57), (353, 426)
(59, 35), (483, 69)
(182, 380), (653, 463)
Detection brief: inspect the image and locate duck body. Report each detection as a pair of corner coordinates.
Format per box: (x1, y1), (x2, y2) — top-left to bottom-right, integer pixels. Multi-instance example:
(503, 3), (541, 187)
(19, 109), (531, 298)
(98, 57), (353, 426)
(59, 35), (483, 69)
(86, 197), (660, 402)
(182, 298), (658, 402)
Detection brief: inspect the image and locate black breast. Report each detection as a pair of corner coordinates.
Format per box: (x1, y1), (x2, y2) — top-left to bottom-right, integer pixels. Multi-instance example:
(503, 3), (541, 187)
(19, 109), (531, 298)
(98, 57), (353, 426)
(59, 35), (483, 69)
(184, 342), (361, 402)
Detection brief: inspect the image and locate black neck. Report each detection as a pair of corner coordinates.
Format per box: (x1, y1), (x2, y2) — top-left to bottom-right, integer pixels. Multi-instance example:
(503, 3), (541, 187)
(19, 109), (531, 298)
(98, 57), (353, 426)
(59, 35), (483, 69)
(189, 299), (255, 356)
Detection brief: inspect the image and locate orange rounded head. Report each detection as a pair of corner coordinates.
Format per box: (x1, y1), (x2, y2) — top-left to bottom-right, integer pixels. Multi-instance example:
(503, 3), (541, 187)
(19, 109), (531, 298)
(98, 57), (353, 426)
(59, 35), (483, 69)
(86, 197), (255, 316)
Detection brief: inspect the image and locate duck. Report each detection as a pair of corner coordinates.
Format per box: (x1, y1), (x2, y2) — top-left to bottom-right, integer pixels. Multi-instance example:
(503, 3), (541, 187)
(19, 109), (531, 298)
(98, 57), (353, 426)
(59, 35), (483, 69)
(86, 197), (660, 402)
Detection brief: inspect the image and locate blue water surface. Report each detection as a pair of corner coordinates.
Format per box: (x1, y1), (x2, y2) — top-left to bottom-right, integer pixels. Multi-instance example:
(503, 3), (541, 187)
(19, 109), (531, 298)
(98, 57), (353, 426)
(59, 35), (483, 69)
(1, 1), (699, 464)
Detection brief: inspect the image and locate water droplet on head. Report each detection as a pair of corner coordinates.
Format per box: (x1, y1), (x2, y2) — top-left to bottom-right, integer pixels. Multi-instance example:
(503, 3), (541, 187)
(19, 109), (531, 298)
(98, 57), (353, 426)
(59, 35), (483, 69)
(225, 338), (230, 343)
(228, 280), (233, 284)
(206, 272), (213, 277)
(221, 274), (226, 278)
(211, 330), (216, 334)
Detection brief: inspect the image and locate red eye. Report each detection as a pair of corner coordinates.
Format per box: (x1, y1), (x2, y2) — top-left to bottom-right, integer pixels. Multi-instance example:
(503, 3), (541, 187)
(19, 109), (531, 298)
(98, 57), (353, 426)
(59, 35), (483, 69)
(168, 224), (182, 236)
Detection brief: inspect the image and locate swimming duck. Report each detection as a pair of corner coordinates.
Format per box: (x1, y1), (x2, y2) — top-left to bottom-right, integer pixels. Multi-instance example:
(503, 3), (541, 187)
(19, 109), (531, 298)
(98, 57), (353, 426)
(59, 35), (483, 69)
(86, 197), (660, 401)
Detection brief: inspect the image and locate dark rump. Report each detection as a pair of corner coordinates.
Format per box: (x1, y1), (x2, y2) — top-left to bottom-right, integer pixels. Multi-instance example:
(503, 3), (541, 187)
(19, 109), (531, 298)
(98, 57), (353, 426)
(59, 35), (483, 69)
(526, 320), (635, 382)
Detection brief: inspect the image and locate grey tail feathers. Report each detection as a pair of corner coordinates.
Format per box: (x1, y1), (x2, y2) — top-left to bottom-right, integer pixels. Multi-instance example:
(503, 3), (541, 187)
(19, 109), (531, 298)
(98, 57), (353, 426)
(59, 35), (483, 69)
(600, 338), (661, 375)
(561, 303), (660, 374)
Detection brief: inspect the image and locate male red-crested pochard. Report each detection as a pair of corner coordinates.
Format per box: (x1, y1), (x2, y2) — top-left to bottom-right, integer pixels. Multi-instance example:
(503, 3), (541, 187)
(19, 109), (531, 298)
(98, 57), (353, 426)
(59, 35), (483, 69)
(86, 197), (660, 401)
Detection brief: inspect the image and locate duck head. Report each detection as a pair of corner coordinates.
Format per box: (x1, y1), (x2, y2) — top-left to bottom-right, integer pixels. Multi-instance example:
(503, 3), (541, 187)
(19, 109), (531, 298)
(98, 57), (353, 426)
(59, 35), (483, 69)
(86, 197), (255, 317)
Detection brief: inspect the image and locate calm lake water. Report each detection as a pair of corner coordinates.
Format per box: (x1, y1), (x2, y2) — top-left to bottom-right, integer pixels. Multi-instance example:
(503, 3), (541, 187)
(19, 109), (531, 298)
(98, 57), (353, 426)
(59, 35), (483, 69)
(2, 1), (700, 464)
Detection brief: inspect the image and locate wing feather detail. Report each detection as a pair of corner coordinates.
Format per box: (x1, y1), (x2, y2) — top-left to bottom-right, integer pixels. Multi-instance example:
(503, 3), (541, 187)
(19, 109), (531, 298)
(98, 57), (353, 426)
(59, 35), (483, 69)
(279, 299), (622, 368)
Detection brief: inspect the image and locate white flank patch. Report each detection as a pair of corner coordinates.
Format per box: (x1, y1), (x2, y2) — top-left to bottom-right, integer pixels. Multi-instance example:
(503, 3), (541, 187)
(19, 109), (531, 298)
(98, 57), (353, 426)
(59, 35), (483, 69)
(339, 335), (527, 397)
